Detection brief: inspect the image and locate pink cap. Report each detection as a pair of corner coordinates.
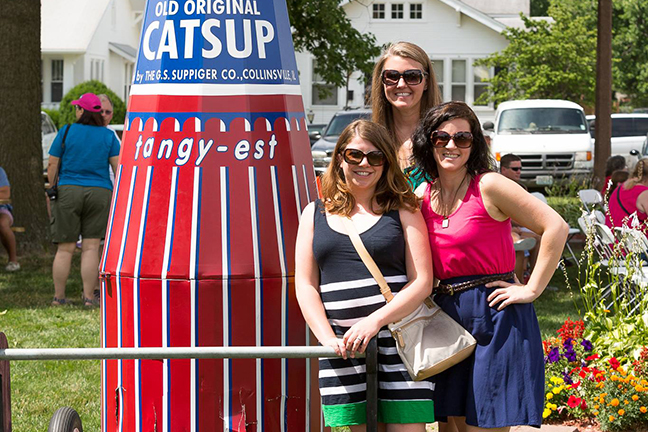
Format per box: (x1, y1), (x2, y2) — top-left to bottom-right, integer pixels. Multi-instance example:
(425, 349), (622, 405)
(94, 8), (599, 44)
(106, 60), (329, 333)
(71, 93), (101, 112)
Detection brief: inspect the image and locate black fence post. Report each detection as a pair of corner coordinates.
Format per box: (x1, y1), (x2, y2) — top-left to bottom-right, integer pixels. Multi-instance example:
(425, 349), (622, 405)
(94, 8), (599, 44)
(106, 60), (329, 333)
(365, 336), (378, 432)
(0, 332), (11, 432)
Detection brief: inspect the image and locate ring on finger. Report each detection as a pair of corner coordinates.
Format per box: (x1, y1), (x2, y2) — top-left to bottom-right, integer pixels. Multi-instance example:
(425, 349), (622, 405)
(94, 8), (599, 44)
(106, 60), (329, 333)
(355, 337), (363, 343)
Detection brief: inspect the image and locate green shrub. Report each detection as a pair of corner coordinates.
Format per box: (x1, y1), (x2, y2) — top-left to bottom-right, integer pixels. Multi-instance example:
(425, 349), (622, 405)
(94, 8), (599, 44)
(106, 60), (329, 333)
(547, 196), (581, 228)
(58, 80), (125, 127)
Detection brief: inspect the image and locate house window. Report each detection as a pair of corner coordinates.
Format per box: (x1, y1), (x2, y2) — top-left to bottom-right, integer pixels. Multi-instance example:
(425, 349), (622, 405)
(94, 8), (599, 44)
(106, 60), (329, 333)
(391, 4), (404, 19)
(51, 60), (64, 103)
(124, 63), (134, 101)
(312, 60), (338, 106)
(91, 59), (105, 82)
(473, 63), (490, 106)
(372, 4), (385, 19)
(432, 59), (444, 100)
(451, 59), (466, 102)
(410, 3), (422, 19)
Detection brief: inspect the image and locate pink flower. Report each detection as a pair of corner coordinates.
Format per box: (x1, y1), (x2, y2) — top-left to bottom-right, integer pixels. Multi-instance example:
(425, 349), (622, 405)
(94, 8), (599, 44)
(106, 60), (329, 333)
(567, 395), (581, 408)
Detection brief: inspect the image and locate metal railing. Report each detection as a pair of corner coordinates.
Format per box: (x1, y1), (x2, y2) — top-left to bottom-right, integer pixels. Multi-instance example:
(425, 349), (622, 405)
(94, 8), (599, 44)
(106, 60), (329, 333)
(0, 332), (378, 432)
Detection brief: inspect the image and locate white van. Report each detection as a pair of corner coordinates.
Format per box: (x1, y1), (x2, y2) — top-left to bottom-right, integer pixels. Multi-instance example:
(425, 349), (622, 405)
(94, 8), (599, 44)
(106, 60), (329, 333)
(483, 100), (593, 188)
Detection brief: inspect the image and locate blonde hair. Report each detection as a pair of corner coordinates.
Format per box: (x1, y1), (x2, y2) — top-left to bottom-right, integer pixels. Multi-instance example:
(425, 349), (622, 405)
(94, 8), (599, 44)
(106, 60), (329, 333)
(320, 119), (419, 216)
(626, 158), (648, 189)
(370, 41), (442, 144)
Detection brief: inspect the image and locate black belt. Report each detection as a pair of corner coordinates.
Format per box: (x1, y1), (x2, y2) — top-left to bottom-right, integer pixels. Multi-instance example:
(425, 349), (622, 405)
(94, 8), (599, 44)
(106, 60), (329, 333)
(435, 272), (515, 296)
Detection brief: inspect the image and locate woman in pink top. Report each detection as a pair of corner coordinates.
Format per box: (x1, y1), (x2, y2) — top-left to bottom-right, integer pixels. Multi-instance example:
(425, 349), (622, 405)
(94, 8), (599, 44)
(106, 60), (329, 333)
(411, 102), (568, 432)
(606, 158), (648, 230)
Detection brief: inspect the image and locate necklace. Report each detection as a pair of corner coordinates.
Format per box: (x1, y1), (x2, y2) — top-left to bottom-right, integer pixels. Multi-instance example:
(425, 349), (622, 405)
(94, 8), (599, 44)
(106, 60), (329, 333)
(436, 175), (468, 229)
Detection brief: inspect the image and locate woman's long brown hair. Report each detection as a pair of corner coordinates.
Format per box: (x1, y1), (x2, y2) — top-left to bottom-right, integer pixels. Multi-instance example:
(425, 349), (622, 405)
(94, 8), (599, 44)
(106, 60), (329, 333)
(320, 119), (419, 216)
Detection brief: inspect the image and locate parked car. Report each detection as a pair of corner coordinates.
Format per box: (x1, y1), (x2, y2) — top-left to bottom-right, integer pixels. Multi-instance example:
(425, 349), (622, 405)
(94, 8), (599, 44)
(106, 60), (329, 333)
(41, 111), (58, 170)
(307, 123), (327, 146)
(483, 100), (593, 188)
(311, 109), (372, 174)
(587, 113), (648, 164)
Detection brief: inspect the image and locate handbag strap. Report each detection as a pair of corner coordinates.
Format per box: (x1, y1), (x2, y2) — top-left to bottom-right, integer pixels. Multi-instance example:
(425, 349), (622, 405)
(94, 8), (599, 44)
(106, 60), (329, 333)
(616, 186), (632, 216)
(341, 216), (395, 303)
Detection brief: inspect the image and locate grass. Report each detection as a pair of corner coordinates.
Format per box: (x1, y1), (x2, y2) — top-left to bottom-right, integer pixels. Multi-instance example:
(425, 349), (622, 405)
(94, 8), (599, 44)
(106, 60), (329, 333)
(0, 253), (101, 431)
(0, 248), (587, 431)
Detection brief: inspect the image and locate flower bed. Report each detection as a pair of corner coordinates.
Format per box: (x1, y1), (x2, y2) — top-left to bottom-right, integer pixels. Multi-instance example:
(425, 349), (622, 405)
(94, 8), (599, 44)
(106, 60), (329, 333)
(543, 318), (648, 431)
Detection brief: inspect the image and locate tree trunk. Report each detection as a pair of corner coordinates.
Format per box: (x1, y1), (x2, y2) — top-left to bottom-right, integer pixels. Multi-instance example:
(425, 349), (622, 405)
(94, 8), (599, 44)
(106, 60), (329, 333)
(593, 0), (612, 188)
(0, 1), (50, 253)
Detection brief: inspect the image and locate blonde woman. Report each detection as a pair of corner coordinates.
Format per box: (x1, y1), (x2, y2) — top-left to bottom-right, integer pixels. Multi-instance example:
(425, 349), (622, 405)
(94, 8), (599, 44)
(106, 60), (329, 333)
(295, 120), (435, 430)
(371, 41), (442, 189)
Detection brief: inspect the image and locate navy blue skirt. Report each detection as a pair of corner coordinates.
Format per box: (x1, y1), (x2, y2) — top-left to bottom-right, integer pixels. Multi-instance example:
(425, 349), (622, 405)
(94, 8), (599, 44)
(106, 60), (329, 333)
(432, 274), (544, 428)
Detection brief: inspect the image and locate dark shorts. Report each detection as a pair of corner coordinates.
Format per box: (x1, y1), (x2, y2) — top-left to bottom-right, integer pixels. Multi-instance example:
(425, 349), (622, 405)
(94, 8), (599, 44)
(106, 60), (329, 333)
(50, 185), (112, 243)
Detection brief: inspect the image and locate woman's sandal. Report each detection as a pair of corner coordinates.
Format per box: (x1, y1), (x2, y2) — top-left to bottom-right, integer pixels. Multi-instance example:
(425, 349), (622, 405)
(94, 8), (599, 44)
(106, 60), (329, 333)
(51, 297), (68, 306)
(83, 296), (99, 308)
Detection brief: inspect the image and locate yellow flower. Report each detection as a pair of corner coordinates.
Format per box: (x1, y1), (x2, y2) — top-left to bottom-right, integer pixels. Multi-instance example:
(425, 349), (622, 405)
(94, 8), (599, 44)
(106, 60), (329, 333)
(543, 408), (552, 419)
(618, 409), (625, 416)
(611, 399), (620, 407)
(550, 403), (558, 410)
(604, 309), (610, 313)
(552, 386), (562, 394)
(550, 377), (562, 385)
(624, 400), (629, 405)
(596, 382), (605, 389)
(633, 395), (639, 401)
(609, 415), (615, 422)
(641, 406), (647, 413)
(636, 385), (645, 392)
(594, 410), (599, 415)
(546, 393), (554, 400)
(611, 376), (618, 382)
(618, 384), (623, 389)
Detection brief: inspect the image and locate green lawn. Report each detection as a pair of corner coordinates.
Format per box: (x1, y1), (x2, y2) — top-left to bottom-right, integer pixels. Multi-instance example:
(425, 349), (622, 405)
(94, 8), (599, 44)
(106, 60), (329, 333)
(0, 250), (585, 431)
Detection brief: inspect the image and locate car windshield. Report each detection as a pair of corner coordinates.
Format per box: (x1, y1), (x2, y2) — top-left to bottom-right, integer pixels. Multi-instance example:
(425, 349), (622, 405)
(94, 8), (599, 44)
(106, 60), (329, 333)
(498, 108), (588, 134)
(324, 112), (371, 137)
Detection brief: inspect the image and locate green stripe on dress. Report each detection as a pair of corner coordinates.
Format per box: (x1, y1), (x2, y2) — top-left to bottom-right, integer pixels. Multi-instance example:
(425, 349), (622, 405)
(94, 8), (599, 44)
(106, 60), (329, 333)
(378, 399), (435, 424)
(322, 400), (435, 426)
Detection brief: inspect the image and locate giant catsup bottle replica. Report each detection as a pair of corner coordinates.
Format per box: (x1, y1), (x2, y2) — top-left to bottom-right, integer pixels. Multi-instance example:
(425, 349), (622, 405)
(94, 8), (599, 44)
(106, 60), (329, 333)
(99, 0), (318, 430)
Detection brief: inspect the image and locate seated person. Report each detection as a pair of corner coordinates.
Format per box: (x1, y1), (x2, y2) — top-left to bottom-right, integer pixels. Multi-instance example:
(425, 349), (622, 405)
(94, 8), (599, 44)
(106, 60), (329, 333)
(500, 153), (541, 280)
(601, 155), (627, 197)
(606, 158), (648, 231)
(0, 167), (19, 271)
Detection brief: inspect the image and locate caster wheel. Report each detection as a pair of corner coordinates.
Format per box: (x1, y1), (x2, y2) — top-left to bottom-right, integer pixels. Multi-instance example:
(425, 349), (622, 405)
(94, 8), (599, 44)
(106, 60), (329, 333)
(48, 407), (83, 432)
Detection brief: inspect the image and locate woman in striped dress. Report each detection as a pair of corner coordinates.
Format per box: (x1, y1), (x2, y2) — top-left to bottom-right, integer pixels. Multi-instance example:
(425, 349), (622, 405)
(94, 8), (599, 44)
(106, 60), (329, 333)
(295, 119), (435, 430)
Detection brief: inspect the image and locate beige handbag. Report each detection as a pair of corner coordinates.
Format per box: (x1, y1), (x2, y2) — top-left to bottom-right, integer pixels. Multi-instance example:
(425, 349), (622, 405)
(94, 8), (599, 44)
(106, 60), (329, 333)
(341, 216), (477, 381)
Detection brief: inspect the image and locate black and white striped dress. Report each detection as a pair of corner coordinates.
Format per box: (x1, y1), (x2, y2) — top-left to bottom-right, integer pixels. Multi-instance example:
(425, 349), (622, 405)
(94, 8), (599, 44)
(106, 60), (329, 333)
(312, 200), (435, 427)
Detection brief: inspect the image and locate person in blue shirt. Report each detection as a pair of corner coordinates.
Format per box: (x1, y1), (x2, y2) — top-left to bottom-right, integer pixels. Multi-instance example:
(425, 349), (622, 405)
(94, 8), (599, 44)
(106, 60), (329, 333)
(0, 167), (19, 271)
(47, 92), (120, 306)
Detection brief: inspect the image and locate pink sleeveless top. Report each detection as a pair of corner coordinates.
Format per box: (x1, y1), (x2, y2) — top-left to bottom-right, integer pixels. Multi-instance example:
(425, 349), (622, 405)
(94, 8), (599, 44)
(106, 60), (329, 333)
(606, 183), (648, 228)
(422, 175), (515, 280)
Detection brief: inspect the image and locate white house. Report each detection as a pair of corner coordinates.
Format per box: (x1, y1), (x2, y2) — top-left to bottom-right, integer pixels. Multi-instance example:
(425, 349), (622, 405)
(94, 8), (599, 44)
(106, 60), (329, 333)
(41, 0), (145, 109)
(297, 0), (531, 124)
(41, 0), (530, 124)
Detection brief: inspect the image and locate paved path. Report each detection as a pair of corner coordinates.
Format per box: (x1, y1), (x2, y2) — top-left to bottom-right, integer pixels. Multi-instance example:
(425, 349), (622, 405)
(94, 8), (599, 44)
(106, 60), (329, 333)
(512, 426), (578, 432)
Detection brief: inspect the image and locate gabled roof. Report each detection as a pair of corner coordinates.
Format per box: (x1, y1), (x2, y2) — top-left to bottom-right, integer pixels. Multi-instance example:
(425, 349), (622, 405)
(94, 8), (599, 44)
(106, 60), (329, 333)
(109, 42), (137, 62)
(341, 0), (507, 33)
(41, 0), (111, 53)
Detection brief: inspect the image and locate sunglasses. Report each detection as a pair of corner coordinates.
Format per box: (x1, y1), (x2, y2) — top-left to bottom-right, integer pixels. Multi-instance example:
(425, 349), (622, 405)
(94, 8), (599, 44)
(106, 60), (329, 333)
(342, 148), (385, 166)
(381, 69), (427, 86)
(506, 166), (522, 172)
(431, 130), (473, 148)
(101, 110), (113, 115)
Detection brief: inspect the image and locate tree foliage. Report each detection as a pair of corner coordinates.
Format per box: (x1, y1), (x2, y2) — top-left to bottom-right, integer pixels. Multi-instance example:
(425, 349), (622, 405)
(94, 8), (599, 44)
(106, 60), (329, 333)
(475, 0), (597, 107)
(57, 80), (126, 128)
(287, 0), (381, 90)
(613, 0), (648, 107)
(530, 0), (550, 17)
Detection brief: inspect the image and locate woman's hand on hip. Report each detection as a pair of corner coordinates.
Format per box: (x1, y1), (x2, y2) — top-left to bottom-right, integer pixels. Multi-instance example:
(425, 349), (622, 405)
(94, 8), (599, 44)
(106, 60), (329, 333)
(485, 279), (538, 310)
(343, 317), (382, 358)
